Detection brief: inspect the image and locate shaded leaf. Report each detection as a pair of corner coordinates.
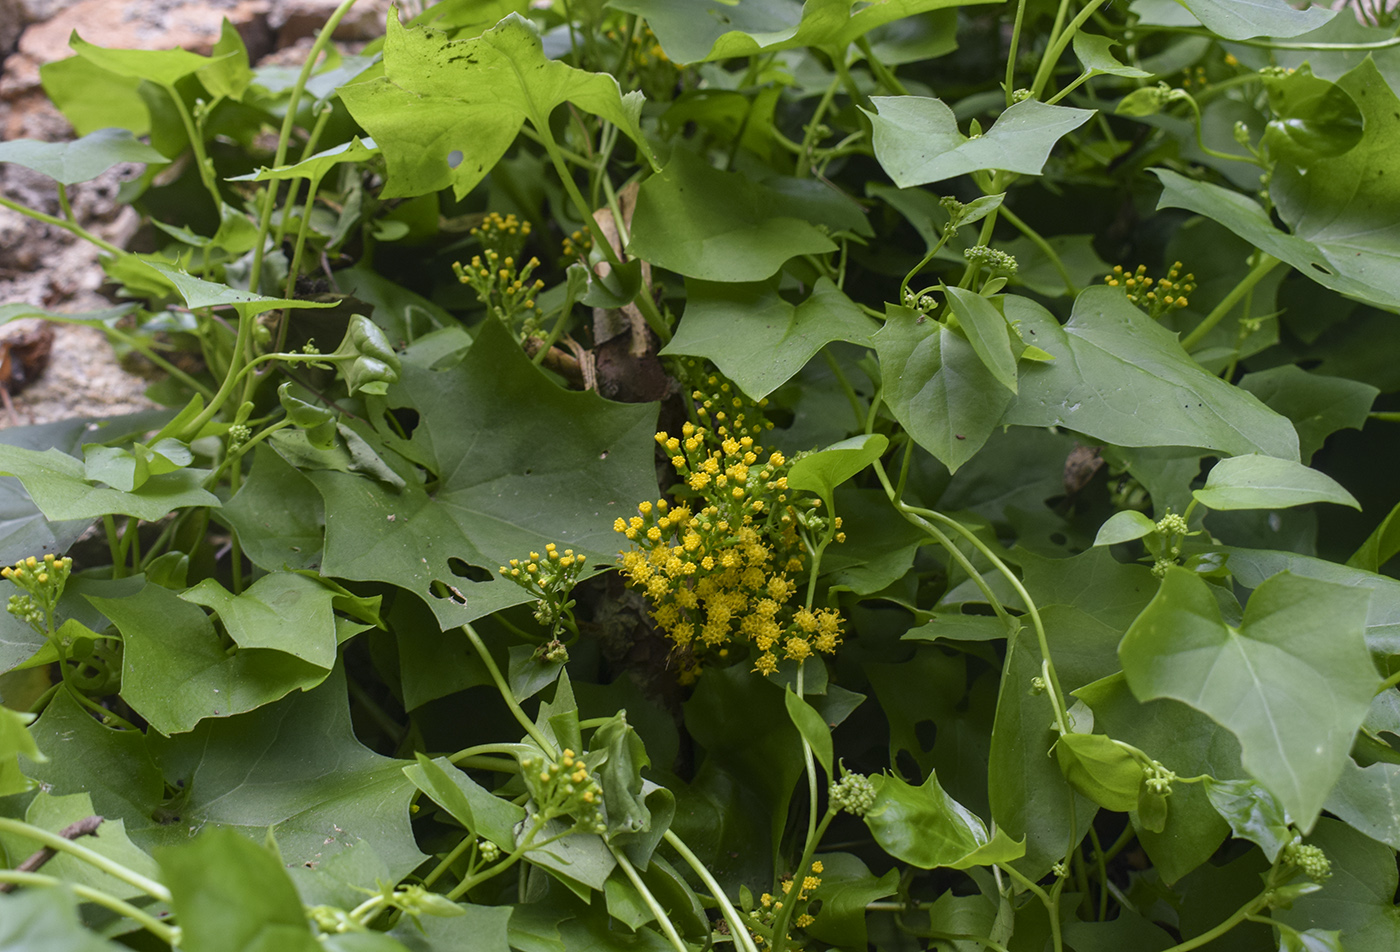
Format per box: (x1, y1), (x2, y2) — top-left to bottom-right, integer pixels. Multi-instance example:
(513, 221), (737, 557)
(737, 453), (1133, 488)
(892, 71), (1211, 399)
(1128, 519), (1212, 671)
(787, 434), (889, 512)
(631, 151), (837, 282)
(1202, 777), (1293, 860)
(663, 277), (875, 398)
(0, 889), (125, 951)
(1175, 0), (1333, 40)
(783, 687), (834, 778)
(0, 444), (217, 523)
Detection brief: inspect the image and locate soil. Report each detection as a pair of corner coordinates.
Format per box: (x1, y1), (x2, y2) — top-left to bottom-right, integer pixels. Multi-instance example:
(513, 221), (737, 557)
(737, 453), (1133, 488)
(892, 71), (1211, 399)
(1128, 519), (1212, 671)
(0, 0), (408, 427)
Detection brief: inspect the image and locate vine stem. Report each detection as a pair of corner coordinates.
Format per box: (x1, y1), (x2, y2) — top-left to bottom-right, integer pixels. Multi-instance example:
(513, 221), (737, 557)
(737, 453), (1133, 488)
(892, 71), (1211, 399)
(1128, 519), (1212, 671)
(0, 870), (178, 943)
(610, 847), (688, 952)
(445, 816), (551, 901)
(1031, 0), (1109, 99)
(0, 818), (171, 903)
(662, 829), (762, 952)
(460, 622), (555, 753)
(0, 194), (125, 256)
(870, 454), (1067, 733)
(996, 862), (1063, 952)
(1179, 253), (1281, 352)
(1157, 889), (1271, 952)
(1004, 0), (1029, 104)
(248, 0), (361, 295)
(761, 808), (838, 952)
(996, 203), (1077, 295)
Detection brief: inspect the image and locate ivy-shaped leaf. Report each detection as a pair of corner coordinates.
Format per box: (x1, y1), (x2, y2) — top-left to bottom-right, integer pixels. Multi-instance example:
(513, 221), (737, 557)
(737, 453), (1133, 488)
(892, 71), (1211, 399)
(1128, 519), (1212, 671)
(864, 770), (1024, 869)
(866, 96), (1094, 187)
(0, 128), (166, 185)
(1119, 568), (1377, 826)
(1192, 454), (1359, 511)
(662, 278), (876, 398)
(338, 11), (653, 199)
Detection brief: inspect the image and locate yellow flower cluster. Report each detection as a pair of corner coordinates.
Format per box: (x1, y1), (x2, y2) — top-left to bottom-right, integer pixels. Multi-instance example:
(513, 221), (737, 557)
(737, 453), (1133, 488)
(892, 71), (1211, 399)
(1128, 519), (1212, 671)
(1105, 262), (1195, 318)
(614, 417), (844, 677)
(561, 227), (592, 259)
(498, 543), (586, 637)
(4, 553), (73, 633)
(604, 23), (671, 67)
(518, 747), (607, 835)
(452, 249), (547, 331)
(749, 859), (824, 944)
(470, 210), (530, 261)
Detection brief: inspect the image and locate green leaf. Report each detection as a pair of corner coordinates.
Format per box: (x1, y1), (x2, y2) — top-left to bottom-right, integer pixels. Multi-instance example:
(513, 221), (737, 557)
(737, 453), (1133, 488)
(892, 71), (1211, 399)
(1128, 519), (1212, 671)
(1323, 757), (1400, 851)
(310, 318), (657, 630)
(787, 434), (889, 512)
(338, 11), (651, 200)
(591, 712), (654, 842)
(158, 827), (321, 952)
(1223, 546), (1400, 657)
(1076, 672), (1241, 884)
(866, 96), (1094, 188)
(1119, 568), (1378, 825)
(386, 905), (512, 952)
(1192, 454), (1359, 511)
(226, 136), (378, 183)
(874, 306), (1014, 472)
(1276, 819), (1400, 951)
(630, 151), (837, 282)
(0, 444), (218, 522)
(1153, 169), (1400, 311)
(0, 705), (43, 797)
(142, 261), (338, 320)
(1054, 732), (1143, 813)
(945, 287), (1019, 392)
(1174, 0), (1334, 40)
(0, 128), (165, 185)
(222, 445), (325, 572)
(0, 889), (126, 951)
(39, 56), (147, 137)
(404, 754), (526, 851)
(1072, 32), (1151, 78)
(0, 792), (158, 901)
(662, 278), (876, 397)
(69, 33), (233, 86)
(610, 0), (997, 65)
(1201, 777), (1293, 860)
(783, 687), (834, 777)
(1262, 64), (1364, 165)
(1237, 366), (1377, 464)
(92, 581), (332, 735)
(1003, 289), (1300, 461)
(1005, 233), (1109, 297)
(864, 771), (1024, 869)
(1094, 510), (1158, 546)
(180, 571), (378, 670)
(82, 438), (191, 492)
(802, 853), (899, 950)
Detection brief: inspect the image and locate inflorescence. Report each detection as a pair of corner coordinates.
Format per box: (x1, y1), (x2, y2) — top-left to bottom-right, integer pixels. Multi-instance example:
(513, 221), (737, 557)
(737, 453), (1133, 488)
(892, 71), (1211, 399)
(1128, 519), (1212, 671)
(614, 373), (845, 678)
(1105, 262), (1195, 319)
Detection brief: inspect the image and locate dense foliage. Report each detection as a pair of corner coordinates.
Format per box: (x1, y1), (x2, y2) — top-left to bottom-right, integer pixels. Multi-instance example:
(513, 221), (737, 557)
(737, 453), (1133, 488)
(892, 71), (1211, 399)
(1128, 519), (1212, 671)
(3, 0), (1400, 949)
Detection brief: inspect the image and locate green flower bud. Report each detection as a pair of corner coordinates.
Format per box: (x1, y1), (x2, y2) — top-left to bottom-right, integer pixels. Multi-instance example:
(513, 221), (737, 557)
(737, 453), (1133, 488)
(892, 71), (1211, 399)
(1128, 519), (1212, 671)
(829, 771), (877, 817)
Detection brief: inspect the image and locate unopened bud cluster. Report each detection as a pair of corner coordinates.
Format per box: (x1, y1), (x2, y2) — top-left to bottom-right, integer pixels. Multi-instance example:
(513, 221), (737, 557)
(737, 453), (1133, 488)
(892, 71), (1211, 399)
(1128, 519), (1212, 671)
(829, 771), (877, 816)
(1284, 843), (1331, 883)
(963, 245), (1018, 276)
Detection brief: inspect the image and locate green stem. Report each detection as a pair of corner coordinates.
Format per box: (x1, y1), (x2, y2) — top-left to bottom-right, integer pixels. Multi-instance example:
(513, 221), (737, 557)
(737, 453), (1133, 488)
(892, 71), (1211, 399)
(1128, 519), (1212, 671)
(663, 829), (762, 952)
(0, 818), (171, 903)
(997, 203), (1077, 295)
(1376, 672), (1400, 695)
(446, 815), (548, 900)
(421, 836), (476, 890)
(856, 36), (907, 95)
(0, 194), (125, 257)
(1004, 0), (1029, 105)
(766, 809), (837, 952)
(1031, 0), (1109, 100)
(1158, 889), (1271, 952)
(0, 870), (178, 943)
(1179, 254), (1281, 351)
(1045, 71), (1091, 106)
(1151, 26), (1400, 51)
(102, 514), (124, 576)
(164, 85), (223, 211)
(103, 327), (214, 400)
(248, 0), (361, 295)
(460, 623), (556, 752)
(821, 350), (866, 429)
(611, 847), (688, 952)
(797, 74), (842, 178)
(997, 862), (1062, 952)
(275, 167), (330, 355)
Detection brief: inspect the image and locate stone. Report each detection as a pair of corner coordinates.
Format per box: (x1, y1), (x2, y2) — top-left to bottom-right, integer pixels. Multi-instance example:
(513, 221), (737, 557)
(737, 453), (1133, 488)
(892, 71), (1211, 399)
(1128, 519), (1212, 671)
(268, 0), (419, 47)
